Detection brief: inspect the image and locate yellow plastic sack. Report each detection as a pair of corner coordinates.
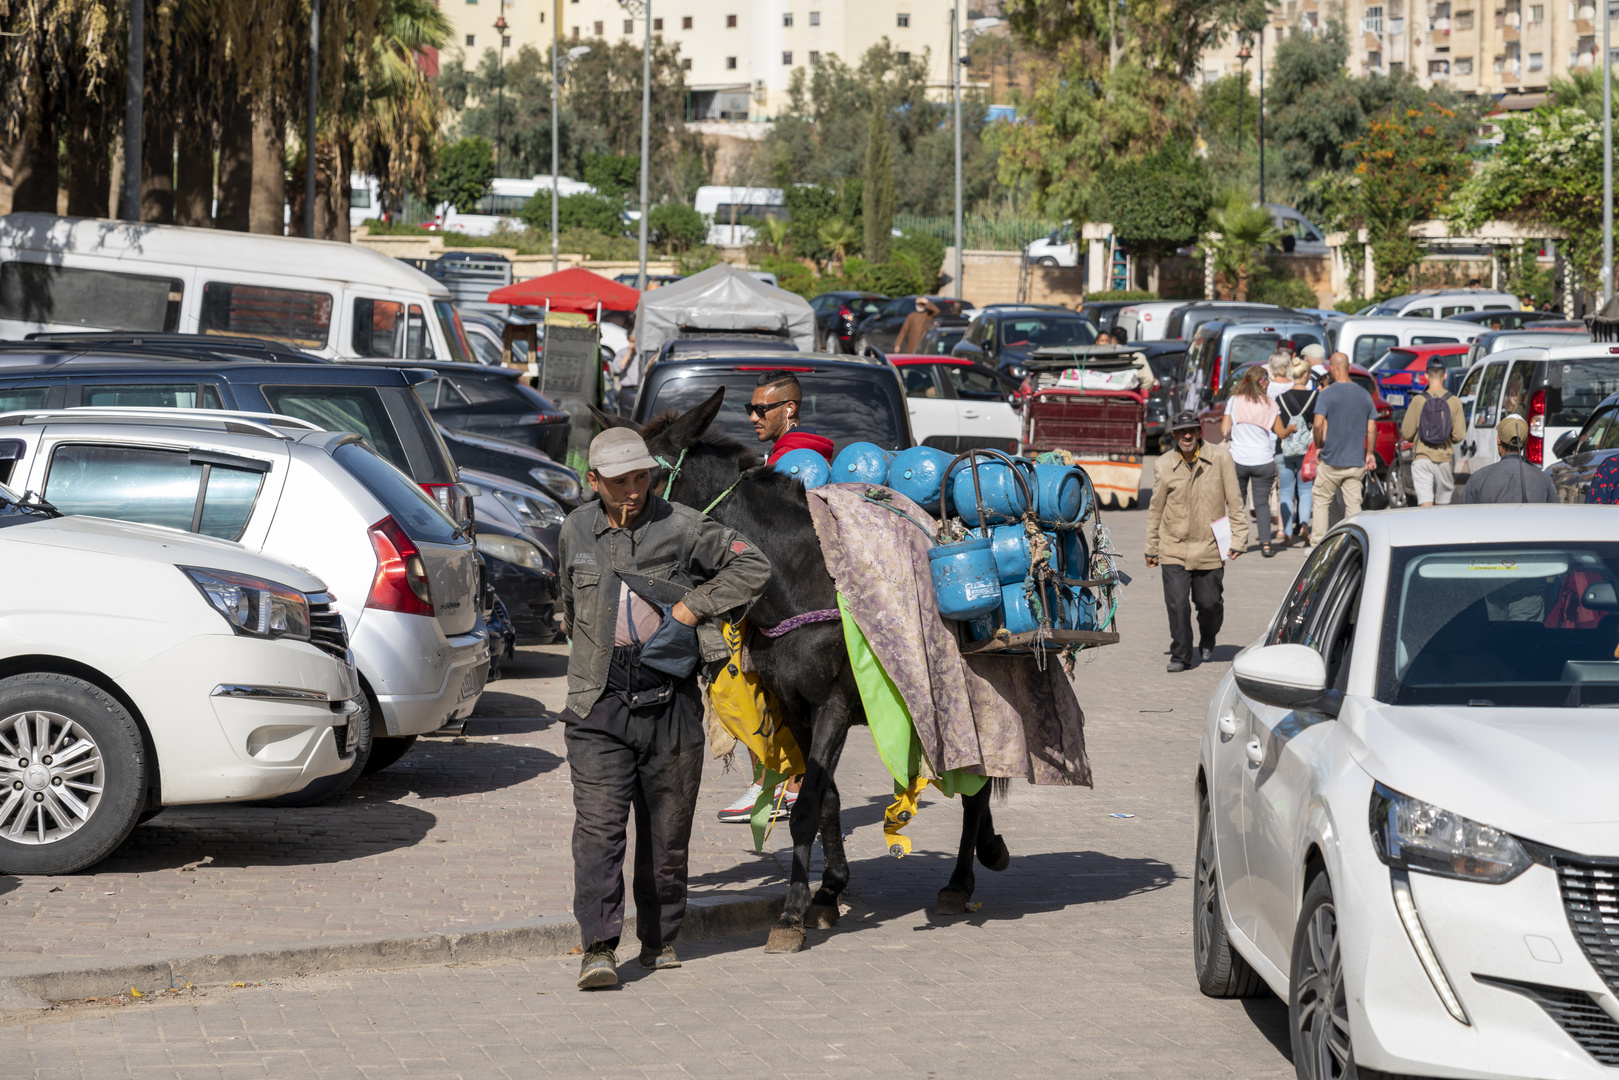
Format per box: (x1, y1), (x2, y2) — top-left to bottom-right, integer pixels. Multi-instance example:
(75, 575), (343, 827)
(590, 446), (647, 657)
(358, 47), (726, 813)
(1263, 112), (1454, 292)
(706, 620), (803, 851)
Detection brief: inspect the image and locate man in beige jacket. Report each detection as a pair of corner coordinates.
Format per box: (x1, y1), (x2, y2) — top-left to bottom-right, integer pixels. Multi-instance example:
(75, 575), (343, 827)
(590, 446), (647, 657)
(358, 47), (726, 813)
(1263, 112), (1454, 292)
(1145, 411), (1250, 672)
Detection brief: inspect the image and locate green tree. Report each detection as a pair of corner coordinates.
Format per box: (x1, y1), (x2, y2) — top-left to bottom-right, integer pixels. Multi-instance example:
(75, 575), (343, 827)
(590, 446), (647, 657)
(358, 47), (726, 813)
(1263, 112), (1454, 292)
(1207, 190), (1282, 301)
(519, 191), (625, 234)
(818, 218), (861, 275)
(582, 153), (641, 197)
(647, 202), (708, 254)
(1094, 143), (1211, 283)
(424, 136), (495, 212)
(863, 95), (896, 263)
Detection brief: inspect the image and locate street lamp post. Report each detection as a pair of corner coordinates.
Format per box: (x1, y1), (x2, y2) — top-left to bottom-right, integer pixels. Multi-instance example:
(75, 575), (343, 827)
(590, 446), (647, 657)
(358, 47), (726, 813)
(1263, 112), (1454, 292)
(122, 0), (143, 221)
(1258, 26), (1266, 207)
(952, 2), (962, 299)
(305, 0), (320, 238)
(551, 44), (591, 272)
(1236, 39), (1251, 169)
(1603, 0), (1613, 303)
(617, 0), (652, 290)
(494, 16), (509, 176)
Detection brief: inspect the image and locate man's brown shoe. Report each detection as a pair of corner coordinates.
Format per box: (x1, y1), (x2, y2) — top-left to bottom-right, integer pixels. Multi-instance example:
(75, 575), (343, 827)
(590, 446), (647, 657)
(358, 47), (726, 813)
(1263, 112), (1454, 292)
(577, 944), (618, 990)
(639, 945), (681, 970)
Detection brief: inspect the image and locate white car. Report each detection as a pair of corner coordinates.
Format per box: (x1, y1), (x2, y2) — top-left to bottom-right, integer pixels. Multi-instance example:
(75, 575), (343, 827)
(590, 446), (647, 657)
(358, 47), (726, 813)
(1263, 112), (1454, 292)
(1197, 506), (1619, 1079)
(1024, 225), (1078, 267)
(892, 356), (1021, 454)
(0, 407), (488, 801)
(1113, 301), (1183, 343)
(0, 482), (361, 874)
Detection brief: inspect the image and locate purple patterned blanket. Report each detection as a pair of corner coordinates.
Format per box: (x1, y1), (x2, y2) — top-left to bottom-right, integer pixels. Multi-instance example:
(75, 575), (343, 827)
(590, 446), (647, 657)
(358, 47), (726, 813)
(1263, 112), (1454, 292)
(803, 483), (1091, 786)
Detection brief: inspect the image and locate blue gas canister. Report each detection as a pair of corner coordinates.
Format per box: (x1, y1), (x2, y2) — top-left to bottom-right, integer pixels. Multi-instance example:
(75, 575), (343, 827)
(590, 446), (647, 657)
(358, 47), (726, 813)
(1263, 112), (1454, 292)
(1032, 463), (1086, 524)
(887, 445), (954, 514)
(773, 448), (830, 488)
(948, 457), (1029, 525)
(928, 537), (1001, 621)
(831, 442), (893, 485)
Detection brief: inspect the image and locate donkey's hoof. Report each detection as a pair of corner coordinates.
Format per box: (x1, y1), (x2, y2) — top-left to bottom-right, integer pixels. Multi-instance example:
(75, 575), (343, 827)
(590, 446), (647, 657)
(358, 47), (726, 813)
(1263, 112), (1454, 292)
(807, 903), (840, 929)
(936, 887), (972, 915)
(764, 923), (808, 953)
(978, 833), (1010, 872)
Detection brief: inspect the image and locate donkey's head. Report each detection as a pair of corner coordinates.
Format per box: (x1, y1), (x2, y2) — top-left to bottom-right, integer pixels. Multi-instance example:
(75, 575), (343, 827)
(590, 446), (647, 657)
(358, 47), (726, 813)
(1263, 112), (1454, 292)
(587, 388), (762, 510)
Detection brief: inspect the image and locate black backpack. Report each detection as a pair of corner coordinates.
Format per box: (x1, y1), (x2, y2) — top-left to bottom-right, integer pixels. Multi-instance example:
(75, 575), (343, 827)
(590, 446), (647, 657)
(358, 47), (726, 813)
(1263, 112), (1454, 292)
(1416, 391), (1453, 447)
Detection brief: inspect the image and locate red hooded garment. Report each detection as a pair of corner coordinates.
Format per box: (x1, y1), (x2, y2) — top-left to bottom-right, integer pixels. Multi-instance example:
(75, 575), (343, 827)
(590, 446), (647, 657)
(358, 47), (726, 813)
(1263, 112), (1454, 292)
(765, 429), (836, 466)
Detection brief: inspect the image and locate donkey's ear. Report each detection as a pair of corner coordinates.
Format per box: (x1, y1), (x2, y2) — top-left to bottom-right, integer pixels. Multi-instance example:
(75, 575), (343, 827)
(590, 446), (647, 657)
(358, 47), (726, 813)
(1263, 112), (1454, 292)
(662, 386), (726, 447)
(587, 404), (644, 435)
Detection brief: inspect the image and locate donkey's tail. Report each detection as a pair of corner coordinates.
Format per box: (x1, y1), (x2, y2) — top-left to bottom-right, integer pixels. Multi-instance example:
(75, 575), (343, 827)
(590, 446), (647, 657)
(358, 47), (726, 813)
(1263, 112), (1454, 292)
(991, 777), (1011, 803)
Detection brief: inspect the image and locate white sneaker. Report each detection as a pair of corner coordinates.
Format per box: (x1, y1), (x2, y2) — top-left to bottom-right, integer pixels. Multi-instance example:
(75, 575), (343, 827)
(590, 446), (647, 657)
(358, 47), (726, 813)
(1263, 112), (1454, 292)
(718, 781), (796, 823)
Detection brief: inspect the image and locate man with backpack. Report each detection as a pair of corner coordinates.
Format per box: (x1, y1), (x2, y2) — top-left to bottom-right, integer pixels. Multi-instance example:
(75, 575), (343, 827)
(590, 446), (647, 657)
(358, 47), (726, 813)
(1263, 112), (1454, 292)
(1399, 357), (1466, 505)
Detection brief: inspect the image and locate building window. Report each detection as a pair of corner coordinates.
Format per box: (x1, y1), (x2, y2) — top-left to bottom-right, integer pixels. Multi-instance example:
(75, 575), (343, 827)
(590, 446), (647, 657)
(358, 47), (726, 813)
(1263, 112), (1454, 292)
(783, 12), (794, 25)
(465, 33), (476, 46)
(1455, 9), (1475, 27)
(897, 51), (911, 63)
(1390, 60), (1404, 73)
(623, 18), (632, 32)
(681, 57), (691, 69)
(1529, 50), (1544, 68)
(1368, 49), (1382, 66)
(539, 10), (545, 22)
(1530, 3), (1544, 18)
(1429, 58), (1450, 75)
(809, 50), (820, 63)
(1456, 56), (1474, 72)
(572, 26), (579, 37)
(653, 17), (663, 29)
(726, 55), (737, 68)
(782, 50), (793, 64)
(810, 10), (820, 25)
(1364, 5), (1383, 30)
(593, 21), (603, 34)
(727, 13), (737, 26)
(682, 15), (692, 28)
(897, 12), (910, 26)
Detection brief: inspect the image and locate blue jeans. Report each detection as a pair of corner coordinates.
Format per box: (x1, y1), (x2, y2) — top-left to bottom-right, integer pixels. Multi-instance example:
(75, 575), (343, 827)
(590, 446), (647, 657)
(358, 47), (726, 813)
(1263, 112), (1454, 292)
(1276, 453), (1314, 534)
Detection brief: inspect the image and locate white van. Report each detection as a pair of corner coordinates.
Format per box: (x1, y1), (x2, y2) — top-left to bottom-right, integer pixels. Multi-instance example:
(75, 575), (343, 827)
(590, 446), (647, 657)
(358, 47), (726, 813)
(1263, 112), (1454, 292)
(1113, 301), (1183, 343)
(1453, 343), (1619, 483)
(1325, 316), (1480, 369)
(695, 185), (787, 246)
(0, 213), (473, 363)
(437, 175), (597, 236)
(1362, 289), (1519, 319)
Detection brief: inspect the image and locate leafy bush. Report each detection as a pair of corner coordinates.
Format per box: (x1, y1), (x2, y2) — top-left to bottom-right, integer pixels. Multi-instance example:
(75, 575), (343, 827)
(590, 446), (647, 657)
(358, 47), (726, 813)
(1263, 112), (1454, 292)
(1087, 289), (1159, 301)
(424, 137), (495, 213)
(558, 227), (639, 261)
(582, 154), (641, 198)
(1333, 297), (1366, 314)
(1254, 276), (1320, 309)
(648, 203), (709, 254)
(520, 192), (626, 236)
(676, 246), (723, 276)
(761, 255), (818, 298)
(893, 231), (945, 281)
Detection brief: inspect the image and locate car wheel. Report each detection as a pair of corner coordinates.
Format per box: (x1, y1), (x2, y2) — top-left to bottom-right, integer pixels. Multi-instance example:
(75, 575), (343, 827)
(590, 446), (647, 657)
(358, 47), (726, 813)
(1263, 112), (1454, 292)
(363, 734), (418, 775)
(1194, 787), (1266, 997)
(254, 691), (374, 807)
(0, 673), (146, 875)
(1037, 256), (1059, 267)
(1291, 873), (1355, 1080)
(855, 335), (872, 356)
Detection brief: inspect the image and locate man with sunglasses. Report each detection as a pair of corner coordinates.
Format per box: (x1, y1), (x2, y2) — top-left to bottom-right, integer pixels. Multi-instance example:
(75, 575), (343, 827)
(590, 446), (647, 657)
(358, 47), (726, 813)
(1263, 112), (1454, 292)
(750, 370), (834, 467)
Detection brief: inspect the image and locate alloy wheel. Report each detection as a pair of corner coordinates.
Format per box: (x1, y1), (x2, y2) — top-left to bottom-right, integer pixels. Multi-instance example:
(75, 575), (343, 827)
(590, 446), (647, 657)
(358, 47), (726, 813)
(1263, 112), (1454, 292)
(1295, 899), (1352, 1080)
(0, 710), (105, 844)
(1194, 804), (1219, 972)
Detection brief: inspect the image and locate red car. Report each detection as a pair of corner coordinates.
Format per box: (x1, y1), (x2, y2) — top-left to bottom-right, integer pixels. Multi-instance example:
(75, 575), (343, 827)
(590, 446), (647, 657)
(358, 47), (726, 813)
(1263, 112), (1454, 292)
(1370, 343), (1471, 408)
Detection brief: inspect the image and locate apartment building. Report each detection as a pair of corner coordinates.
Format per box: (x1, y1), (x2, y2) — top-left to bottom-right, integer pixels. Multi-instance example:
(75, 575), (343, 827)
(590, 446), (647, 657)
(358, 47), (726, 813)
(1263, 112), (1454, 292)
(1201, 0), (1616, 102)
(441, 0), (955, 121)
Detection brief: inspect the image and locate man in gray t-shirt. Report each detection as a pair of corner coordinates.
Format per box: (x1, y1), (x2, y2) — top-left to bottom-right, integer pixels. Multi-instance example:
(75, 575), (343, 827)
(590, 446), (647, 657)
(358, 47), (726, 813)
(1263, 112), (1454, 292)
(1311, 353), (1379, 526)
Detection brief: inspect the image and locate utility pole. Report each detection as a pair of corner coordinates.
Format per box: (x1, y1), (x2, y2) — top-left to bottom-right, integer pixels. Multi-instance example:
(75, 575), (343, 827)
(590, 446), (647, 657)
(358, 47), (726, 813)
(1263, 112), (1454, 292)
(952, 2), (962, 299)
(551, 3), (561, 272)
(1604, 0), (1613, 303)
(304, 0), (320, 238)
(1258, 26), (1266, 208)
(1236, 39), (1251, 172)
(494, 15), (509, 176)
(123, 0), (144, 221)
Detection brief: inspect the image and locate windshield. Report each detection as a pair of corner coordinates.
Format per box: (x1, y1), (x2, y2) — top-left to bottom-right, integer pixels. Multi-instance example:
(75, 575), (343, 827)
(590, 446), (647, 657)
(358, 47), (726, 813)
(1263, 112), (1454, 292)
(844, 297), (885, 316)
(1228, 334), (1286, 368)
(1378, 543), (1619, 707)
(648, 371), (903, 449)
(920, 328), (966, 354)
(1368, 350), (1416, 373)
(1548, 359), (1619, 427)
(998, 317), (1097, 349)
(434, 300), (473, 364)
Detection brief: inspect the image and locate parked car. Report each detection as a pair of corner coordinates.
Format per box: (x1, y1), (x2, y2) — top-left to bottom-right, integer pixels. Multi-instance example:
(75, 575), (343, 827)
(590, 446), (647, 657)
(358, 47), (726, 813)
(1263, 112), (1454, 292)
(1137, 341), (1189, 452)
(952, 309), (1100, 377)
(0, 406), (488, 793)
(461, 469), (562, 645)
(1198, 356), (1396, 477)
(891, 355), (1021, 454)
(1454, 343), (1619, 483)
(387, 359), (571, 461)
(1024, 224), (1078, 267)
(1112, 301), (1183, 343)
(851, 296), (972, 354)
(435, 424), (581, 506)
(1359, 289), (1519, 319)
(916, 316), (971, 356)
(808, 291), (888, 353)
(632, 350), (913, 455)
(1367, 343), (1473, 410)
(1077, 301), (1134, 337)
(459, 312), (541, 367)
(1164, 302), (1307, 344)
(0, 212), (474, 363)
(1182, 319), (1329, 413)
(1460, 325), (1593, 369)
(1264, 202), (1329, 255)
(647, 335), (800, 369)
(1196, 506), (1619, 1079)
(0, 335), (475, 526)
(1548, 390), (1619, 501)
(0, 480), (361, 873)
(1445, 308), (1566, 330)
(1326, 317), (1480, 370)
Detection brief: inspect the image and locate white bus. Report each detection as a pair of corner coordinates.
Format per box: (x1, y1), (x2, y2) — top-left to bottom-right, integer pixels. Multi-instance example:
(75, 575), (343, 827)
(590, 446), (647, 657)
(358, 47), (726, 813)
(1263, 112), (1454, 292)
(695, 186), (788, 247)
(436, 175), (598, 236)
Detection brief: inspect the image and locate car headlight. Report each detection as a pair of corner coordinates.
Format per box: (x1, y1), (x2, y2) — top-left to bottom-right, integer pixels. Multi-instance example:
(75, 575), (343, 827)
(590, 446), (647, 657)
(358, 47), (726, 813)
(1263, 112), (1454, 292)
(495, 488), (566, 528)
(1008, 364), (1028, 378)
(181, 566), (312, 641)
(1370, 782), (1532, 884)
(528, 466), (581, 503)
(476, 533), (551, 571)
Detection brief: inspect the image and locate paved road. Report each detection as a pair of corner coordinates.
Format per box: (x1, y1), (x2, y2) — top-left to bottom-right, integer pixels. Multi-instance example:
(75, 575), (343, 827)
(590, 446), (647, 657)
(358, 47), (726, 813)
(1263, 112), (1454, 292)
(0, 462), (1316, 1077)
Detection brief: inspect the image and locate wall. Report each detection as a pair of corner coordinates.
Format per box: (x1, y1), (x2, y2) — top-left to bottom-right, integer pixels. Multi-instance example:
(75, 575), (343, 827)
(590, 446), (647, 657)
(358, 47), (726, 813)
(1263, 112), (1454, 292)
(352, 232), (678, 282)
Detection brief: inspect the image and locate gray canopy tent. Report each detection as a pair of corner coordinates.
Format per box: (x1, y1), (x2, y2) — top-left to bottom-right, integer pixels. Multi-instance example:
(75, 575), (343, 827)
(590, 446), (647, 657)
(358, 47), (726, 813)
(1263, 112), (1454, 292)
(633, 262), (816, 358)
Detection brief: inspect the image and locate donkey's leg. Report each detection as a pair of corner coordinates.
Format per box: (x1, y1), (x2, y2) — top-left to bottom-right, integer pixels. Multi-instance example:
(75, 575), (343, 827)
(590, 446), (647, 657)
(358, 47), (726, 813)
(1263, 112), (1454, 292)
(937, 783), (992, 915)
(765, 693), (853, 953)
(807, 776), (847, 929)
(976, 778), (1011, 872)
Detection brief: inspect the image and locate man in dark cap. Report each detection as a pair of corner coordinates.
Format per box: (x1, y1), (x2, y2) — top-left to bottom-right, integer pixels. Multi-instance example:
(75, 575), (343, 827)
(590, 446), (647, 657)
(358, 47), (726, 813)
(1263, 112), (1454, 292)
(1400, 355), (1466, 505)
(1145, 411), (1249, 672)
(1462, 414), (1559, 503)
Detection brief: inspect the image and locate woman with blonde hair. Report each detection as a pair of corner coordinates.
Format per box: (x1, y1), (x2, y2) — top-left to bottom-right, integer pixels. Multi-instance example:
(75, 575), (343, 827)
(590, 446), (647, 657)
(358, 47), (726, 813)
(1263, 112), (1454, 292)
(1222, 364), (1289, 557)
(1275, 357), (1318, 545)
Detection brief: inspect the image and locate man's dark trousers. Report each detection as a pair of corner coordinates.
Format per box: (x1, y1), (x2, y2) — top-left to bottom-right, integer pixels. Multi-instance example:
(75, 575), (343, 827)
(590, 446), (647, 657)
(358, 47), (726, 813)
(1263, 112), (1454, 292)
(566, 664), (704, 952)
(1161, 562), (1225, 665)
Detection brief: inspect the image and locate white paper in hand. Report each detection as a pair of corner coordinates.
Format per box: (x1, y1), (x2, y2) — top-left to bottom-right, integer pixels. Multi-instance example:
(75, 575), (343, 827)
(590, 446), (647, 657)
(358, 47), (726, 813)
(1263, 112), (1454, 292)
(1211, 515), (1233, 561)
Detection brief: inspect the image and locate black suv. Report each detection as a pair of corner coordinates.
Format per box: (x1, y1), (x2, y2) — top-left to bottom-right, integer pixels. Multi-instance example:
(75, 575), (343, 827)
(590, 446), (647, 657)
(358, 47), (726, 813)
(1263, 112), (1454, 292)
(632, 350), (913, 454)
(358, 358), (572, 460)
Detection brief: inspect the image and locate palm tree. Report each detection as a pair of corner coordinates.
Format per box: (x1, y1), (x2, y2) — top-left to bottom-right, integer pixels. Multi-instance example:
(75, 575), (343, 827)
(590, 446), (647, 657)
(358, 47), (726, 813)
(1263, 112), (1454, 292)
(1549, 68), (1603, 120)
(349, 0), (454, 223)
(1206, 190), (1282, 301)
(818, 217), (860, 275)
(759, 214), (790, 255)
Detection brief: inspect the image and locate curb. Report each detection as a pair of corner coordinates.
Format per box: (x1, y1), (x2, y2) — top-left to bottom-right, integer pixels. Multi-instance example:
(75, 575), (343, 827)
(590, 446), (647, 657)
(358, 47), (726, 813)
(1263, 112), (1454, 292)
(0, 889), (781, 1011)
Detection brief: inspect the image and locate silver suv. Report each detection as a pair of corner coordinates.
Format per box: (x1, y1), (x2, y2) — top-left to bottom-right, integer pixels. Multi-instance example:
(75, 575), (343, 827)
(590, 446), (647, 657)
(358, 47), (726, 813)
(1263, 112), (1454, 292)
(0, 407), (488, 801)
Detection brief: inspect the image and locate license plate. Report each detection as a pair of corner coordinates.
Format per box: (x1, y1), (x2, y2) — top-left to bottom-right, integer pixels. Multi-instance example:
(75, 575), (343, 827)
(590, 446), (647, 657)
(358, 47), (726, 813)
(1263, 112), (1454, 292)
(1383, 390), (1406, 406)
(457, 669), (483, 702)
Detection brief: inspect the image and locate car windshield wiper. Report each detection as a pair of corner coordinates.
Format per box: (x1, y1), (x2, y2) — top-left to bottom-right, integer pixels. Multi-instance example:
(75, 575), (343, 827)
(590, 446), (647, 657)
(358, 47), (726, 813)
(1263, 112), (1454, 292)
(16, 491), (62, 518)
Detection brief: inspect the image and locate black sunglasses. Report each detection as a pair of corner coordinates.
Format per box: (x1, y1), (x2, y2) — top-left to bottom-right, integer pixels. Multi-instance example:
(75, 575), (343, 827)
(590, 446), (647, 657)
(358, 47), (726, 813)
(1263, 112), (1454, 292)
(745, 401), (794, 419)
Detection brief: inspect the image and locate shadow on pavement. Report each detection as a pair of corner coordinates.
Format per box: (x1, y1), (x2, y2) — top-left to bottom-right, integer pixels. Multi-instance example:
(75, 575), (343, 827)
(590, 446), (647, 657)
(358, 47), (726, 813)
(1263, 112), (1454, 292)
(101, 802), (439, 871)
(470, 689), (553, 720)
(1241, 995), (1293, 1061)
(0, 875), (17, 899)
(504, 648), (569, 679)
(461, 716), (555, 735)
(361, 741), (564, 801)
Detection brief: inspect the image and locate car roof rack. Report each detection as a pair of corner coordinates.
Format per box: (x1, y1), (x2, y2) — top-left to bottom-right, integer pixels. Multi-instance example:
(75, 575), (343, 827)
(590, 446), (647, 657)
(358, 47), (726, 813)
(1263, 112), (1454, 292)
(14, 332), (330, 363)
(0, 406), (322, 439)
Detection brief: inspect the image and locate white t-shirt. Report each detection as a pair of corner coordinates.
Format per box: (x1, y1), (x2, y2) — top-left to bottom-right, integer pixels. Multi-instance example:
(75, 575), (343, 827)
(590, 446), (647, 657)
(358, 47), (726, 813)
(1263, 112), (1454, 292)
(1227, 394), (1281, 467)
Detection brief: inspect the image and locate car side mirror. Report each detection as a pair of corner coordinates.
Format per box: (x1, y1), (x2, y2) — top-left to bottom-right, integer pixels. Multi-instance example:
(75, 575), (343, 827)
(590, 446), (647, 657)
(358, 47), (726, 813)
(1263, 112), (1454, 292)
(1554, 431), (1578, 458)
(1233, 644), (1342, 717)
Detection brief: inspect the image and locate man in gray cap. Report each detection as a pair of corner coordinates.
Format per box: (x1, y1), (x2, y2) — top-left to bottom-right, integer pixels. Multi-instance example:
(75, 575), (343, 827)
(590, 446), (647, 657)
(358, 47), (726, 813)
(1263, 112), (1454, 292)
(1462, 414), (1559, 503)
(557, 427), (772, 990)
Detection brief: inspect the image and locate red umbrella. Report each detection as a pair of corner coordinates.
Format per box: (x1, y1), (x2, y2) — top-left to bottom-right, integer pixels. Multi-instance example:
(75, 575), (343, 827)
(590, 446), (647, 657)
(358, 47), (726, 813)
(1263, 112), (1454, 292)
(486, 266), (640, 314)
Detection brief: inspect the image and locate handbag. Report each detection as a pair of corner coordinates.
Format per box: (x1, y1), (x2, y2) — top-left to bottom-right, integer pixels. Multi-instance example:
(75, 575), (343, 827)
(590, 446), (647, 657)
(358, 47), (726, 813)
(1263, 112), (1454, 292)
(1362, 471), (1390, 511)
(1300, 443), (1319, 482)
(1279, 390), (1316, 457)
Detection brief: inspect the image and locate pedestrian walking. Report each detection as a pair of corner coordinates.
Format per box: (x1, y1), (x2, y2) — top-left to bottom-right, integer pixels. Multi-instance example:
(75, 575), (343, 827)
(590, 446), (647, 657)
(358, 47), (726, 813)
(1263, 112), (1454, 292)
(892, 297), (940, 353)
(1145, 412), (1249, 673)
(610, 333), (639, 418)
(1222, 365), (1288, 557)
(558, 428), (773, 990)
(1276, 357), (1318, 545)
(1265, 350), (1293, 399)
(1310, 352), (1379, 526)
(1461, 415), (1560, 503)
(1399, 357), (1465, 505)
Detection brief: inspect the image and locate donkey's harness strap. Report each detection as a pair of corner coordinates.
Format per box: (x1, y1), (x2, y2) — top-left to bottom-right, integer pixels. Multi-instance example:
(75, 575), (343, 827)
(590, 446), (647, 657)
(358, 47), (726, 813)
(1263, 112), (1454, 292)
(754, 608), (841, 637)
(654, 449), (687, 498)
